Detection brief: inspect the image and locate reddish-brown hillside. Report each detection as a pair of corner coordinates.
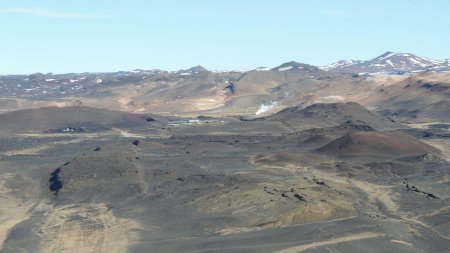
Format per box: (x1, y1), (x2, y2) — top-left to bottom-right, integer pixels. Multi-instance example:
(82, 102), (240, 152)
(316, 131), (439, 158)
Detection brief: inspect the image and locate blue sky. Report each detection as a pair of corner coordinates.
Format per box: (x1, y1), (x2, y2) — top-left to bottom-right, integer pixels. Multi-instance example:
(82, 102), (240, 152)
(0, 0), (449, 74)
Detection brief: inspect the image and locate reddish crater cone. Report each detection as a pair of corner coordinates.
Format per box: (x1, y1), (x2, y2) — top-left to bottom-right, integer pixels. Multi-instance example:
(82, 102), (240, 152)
(317, 131), (440, 158)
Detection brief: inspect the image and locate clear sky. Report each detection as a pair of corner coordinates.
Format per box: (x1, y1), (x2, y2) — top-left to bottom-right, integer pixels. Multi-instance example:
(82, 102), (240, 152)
(0, 0), (449, 74)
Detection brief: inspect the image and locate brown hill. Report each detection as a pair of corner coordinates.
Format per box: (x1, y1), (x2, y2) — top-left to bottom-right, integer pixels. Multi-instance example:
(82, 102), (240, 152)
(376, 72), (450, 122)
(0, 106), (160, 133)
(316, 131), (439, 158)
(262, 102), (403, 131)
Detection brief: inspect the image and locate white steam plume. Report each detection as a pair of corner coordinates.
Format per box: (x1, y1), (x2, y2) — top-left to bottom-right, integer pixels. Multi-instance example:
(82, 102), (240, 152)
(255, 101), (278, 115)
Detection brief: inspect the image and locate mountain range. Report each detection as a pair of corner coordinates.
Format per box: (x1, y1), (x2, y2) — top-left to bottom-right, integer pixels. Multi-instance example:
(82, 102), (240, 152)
(0, 52), (448, 79)
(322, 52), (450, 74)
(185, 51), (449, 74)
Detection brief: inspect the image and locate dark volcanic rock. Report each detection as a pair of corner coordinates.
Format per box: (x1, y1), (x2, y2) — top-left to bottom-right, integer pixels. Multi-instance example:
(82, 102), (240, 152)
(49, 168), (62, 194)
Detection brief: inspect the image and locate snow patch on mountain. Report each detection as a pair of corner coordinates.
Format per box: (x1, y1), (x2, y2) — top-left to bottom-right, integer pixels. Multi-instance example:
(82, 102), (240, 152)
(278, 66), (294, 71)
(320, 60), (362, 71)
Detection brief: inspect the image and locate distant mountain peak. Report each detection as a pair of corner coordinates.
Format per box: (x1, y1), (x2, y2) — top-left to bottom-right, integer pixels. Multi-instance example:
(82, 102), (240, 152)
(177, 65), (209, 75)
(186, 65), (208, 73)
(271, 61), (320, 72)
(324, 51), (447, 74)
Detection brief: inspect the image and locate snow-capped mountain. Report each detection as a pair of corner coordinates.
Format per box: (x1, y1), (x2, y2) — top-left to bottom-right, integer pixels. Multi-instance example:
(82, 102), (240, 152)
(325, 52), (448, 74)
(271, 61), (320, 72)
(320, 60), (363, 71)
